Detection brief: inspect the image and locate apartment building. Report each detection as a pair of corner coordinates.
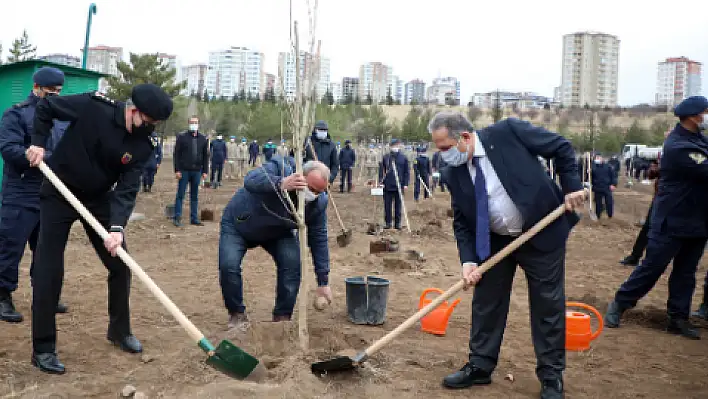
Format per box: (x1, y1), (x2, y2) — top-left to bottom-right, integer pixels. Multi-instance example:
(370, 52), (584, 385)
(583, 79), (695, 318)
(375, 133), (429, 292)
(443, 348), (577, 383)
(180, 64), (208, 96)
(426, 77), (460, 105)
(265, 73), (277, 93)
(358, 62), (393, 102)
(559, 31), (620, 108)
(82, 45), (123, 93)
(276, 51), (331, 102)
(38, 54), (81, 68)
(157, 53), (181, 82)
(472, 91), (552, 109)
(404, 79), (426, 104)
(206, 46), (265, 99)
(341, 77), (359, 101)
(656, 56), (703, 107)
(329, 82), (343, 104)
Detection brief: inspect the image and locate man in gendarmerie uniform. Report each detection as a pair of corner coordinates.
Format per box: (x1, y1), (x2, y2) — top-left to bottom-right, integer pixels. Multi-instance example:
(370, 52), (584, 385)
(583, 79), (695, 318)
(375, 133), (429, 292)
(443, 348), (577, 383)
(25, 84), (173, 374)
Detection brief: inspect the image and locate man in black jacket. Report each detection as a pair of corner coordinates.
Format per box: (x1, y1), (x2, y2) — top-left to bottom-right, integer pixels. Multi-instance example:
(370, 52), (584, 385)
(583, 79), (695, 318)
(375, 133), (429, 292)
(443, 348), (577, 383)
(304, 120), (339, 185)
(338, 139), (356, 192)
(590, 153), (617, 219)
(173, 116), (209, 227)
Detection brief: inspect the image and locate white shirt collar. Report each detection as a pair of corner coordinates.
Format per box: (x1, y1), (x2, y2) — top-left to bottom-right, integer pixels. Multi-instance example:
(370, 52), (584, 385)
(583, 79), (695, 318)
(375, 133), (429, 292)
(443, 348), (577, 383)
(473, 131), (485, 158)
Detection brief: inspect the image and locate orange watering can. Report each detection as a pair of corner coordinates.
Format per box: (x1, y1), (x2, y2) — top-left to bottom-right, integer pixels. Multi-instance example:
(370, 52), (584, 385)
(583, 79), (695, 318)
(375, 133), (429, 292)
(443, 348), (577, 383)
(566, 301), (603, 351)
(419, 288), (461, 336)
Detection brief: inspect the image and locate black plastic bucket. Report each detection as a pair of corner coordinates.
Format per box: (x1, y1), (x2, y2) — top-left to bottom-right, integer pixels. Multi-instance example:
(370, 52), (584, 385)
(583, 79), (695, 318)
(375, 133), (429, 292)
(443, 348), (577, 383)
(345, 276), (390, 326)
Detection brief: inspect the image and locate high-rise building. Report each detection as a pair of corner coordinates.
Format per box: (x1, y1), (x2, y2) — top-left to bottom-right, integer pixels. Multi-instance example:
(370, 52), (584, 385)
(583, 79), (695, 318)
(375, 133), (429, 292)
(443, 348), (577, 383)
(655, 56), (703, 107)
(82, 45), (123, 93)
(404, 79), (426, 104)
(359, 62), (393, 103)
(341, 77), (359, 101)
(276, 51), (331, 102)
(329, 82), (342, 104)
(38, 54), (81, 68)
(426, 77), (460, 105)
(559, 31), (620, 108)
(206, 46), (265, 99)
(265, 73), (277, 92)
(388, 75), (403, 103)
(156, 53), (181, 82)
(180, 64), (208, 96)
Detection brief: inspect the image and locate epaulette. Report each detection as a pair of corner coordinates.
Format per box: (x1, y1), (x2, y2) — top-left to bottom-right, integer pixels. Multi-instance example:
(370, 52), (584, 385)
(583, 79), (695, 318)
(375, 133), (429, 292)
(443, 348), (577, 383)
(150, 136), (160, 148)
(90, 91), (117, 107)
(12, 100), (33, 109)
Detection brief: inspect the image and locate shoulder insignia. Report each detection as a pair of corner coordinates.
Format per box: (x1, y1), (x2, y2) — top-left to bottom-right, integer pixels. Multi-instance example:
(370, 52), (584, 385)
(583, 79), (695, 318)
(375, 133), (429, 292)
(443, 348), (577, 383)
(121, 152), (133, 164)
(150, 136), (159, 148)
(90, 91), (117, 106)
(12, 100), (33, 109)
(689, 152), (707, 164)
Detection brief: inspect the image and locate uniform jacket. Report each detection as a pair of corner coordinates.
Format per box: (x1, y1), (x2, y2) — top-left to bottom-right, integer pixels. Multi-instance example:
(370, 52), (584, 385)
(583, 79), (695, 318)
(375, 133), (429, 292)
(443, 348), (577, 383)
(590, 162), (617, 192)
(277, 144), (289, 157)
(144, 134), (163, 169)
(432, 151), (448, 171)
(31, 92), (154, 227)
(210, 138), (227, 164)
(226, 141), (239, 159)
(414, 154), (432, 177)
(0, 93), (69, 210)
(364, 150), (379, 167)
(222, 155), (330, 285)
(338, 145), (356, 169)
(653, 124), (708, 237)
(441, 118), (582, 265)
(378, 151), (410, 192)
(304, 131), (339, 183)
(174, 131), (209, 173)
(235, 143), (249, 160)
(608, 157), (621, 178)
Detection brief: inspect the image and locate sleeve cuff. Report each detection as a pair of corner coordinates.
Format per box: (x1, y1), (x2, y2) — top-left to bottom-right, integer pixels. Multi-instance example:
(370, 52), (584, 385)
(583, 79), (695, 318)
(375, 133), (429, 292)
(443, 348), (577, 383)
(31, 135), (47, 147)
(316, 273), (329, 287)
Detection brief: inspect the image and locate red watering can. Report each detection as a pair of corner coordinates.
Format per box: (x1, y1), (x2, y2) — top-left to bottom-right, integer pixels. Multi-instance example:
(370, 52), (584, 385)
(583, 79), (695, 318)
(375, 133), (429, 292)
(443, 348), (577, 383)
(566, 301), (603, 351)
(418, 288), (461, 336)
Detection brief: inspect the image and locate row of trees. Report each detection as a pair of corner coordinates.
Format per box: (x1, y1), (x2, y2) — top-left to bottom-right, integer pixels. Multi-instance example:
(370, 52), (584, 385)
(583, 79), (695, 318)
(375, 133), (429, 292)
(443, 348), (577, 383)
(0, 30), (38, 65)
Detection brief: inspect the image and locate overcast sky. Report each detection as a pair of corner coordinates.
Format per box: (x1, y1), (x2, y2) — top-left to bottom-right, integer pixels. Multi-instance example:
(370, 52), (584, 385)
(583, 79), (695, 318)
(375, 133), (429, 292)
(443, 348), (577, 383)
(1, 0), (707, 105)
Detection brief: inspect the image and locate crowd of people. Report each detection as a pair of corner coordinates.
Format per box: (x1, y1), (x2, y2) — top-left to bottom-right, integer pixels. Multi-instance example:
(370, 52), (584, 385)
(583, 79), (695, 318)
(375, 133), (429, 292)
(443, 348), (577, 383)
(0, 69), (707, 399)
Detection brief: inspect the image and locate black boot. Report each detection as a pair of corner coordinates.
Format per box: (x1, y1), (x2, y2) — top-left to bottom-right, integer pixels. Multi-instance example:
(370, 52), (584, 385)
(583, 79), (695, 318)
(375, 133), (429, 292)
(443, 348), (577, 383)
(56, 302), (69, 314)
(619, 255), (639, 266)
(0, 292), (23, 323)
(540, 379), (564, 399)
(442, 363), (492, 389)
(604, 301), (627, 328)
(667, 317), (700, 340)
(32, 352), (66, 374)
(173, 218), (183, 227)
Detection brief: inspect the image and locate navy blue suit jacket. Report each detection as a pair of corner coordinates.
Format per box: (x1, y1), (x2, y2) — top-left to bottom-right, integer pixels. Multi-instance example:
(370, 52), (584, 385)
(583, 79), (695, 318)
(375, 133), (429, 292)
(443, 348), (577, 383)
(441, 118), (583, 265)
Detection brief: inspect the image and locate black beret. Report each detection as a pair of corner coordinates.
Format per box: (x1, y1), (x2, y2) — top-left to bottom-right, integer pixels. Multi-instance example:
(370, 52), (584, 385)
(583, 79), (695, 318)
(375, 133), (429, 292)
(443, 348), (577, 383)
(674, 96), (708, 117)
(33, 67), (64, 87)
(345, 139), (351, 144)
(131, 84), (173, 121)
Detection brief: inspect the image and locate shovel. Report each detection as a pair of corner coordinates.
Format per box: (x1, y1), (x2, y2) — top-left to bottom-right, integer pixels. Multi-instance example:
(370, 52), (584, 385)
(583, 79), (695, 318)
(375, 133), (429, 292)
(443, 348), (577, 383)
(37, 161), (265, 381)
(330, 193), (352, 247)
(311, 204), (569, 374)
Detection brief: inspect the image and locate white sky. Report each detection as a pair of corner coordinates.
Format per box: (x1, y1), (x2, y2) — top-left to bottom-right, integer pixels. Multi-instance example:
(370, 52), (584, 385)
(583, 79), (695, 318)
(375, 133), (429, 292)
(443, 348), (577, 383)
(1, 0), (707, 105)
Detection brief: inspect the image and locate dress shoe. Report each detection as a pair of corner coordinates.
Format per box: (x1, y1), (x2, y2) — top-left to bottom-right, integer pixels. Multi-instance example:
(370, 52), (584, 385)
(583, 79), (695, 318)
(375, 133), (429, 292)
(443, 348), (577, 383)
(442, 363), (492, 389)
(619, 256), (639, 266)
(32, 352), (66, 374)
(383, 225), (392, 230)
(667, 318), (700, 340)
(107, 334), (143, 353)
(191, 221), (204, 226)
(228, 312), (249, 330)
(692, 303), (708, 320)
(56, 303), (69, 314)
(173, 218), (183, 227)
(540, 379), (564, 399)
(272, 314), (291, 322)
(604, 301), (627, 328)
(0, 295), (23, 323)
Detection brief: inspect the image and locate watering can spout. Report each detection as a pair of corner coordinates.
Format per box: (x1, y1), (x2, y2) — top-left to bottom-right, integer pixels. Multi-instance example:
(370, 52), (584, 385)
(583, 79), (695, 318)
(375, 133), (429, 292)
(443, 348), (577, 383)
(565, 301), (603, 351)
(419, 288), (459, 336)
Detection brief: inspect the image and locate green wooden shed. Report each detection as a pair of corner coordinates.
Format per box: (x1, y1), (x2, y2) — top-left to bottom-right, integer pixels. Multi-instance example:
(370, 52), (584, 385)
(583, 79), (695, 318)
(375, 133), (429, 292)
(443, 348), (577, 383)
(0, 60), (106, 199)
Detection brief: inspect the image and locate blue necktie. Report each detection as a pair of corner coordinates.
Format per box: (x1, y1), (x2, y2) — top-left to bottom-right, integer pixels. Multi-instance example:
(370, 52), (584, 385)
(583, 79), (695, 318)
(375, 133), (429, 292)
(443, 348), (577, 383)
(472, 157), (491, 261)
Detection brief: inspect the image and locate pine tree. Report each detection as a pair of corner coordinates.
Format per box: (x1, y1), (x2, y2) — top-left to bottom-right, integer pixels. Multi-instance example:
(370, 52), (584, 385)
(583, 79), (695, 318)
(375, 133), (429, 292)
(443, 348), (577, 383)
(105, 52), (186, 100)
(385, 87), (394, 105)
(7, 30), (37, 63)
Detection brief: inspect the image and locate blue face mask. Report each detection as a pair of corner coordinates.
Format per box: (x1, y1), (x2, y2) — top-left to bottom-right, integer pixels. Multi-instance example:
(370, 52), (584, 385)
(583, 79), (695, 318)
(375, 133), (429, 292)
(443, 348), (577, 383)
(441, 142), (469, 166)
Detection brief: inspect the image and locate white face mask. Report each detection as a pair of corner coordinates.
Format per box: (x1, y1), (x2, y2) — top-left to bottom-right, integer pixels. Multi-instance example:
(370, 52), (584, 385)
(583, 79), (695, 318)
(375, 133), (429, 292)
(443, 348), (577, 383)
(189, 123), (199, 132)
(594, 159), (602, 164)
(391, 147), (400, 153)
(441, 142), (470, 166)
(302, 187), (319, 203)
(315, 130), (328, 140)
(700, 114), (708, 131)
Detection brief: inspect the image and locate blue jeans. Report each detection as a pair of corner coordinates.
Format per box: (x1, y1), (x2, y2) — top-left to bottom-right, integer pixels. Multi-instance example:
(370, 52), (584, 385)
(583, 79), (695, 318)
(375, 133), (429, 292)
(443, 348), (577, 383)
(174, 170), (201, 223)
(218, 220), (301, 317)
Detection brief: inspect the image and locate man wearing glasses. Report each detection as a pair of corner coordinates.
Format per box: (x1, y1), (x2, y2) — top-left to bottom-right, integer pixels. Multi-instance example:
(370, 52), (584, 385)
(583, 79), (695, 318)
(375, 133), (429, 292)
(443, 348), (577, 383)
(0, 67), (70, 324)
(24, 83), (173, 374)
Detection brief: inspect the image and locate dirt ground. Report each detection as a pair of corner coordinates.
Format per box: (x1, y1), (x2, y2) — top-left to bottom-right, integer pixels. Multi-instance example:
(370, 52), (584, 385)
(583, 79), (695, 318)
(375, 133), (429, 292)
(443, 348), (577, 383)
(1, 166), (707, 399)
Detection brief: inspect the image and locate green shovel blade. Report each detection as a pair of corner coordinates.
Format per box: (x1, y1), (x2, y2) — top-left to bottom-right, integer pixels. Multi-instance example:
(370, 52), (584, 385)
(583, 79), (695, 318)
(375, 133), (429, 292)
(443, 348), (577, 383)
(201, 338), (260, 379)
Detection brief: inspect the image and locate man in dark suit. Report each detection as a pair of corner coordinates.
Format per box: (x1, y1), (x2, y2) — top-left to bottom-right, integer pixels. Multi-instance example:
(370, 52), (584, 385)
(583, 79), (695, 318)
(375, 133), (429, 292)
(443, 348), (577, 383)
(428, 112), (585, 399)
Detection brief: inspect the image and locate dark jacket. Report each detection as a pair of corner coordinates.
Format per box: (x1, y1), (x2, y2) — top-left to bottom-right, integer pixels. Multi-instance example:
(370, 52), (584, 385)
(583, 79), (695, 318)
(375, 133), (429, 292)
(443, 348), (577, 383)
(338, 145), (356, 169)
(608, 157), (621, 178)
(221, 155), (330, 285)
(174, 130), (209, 173)
(378, 151), (410, 192)
(248, 141), (259, 155)
(210, 138), (227, 164)
(144, 133), (163, 169)
(441, 118), (582, 264)
(414, 154), (432, 177)
(0, 93), (69, 210)
(432, 151), (448, 171)
(652, 124), (708, 238)
(262, 142), (277, 161)
(304, 128), (339, 183)
(590, 162), (617, 192)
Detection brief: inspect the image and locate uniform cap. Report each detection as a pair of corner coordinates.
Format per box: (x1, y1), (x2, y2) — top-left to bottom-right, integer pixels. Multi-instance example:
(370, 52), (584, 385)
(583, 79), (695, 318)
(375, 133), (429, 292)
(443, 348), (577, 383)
(33, 67), (64, 87)
(131, 84), (173, 121)
(314, 120), (328, 130)
(390, 138), (401, 146)
(674, 96), (708, 117)
(345, 139), (351, 144)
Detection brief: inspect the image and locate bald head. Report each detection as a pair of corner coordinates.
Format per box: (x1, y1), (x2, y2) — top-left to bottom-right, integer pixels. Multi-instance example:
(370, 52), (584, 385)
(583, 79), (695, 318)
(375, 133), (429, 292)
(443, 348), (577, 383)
(303, 161), (330, 193)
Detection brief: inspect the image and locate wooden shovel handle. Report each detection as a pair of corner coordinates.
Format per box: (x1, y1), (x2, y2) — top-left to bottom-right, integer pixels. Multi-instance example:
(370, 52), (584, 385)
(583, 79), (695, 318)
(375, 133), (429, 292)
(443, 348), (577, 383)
(38, 162), (206, 344)
(363, 204), (568, 357)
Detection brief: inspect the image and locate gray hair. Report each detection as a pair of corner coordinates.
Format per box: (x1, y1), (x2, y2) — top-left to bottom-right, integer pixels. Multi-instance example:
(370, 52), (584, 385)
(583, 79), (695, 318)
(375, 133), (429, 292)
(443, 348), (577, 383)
(303, 160), (330, 182)
(427, 111), (474, 139)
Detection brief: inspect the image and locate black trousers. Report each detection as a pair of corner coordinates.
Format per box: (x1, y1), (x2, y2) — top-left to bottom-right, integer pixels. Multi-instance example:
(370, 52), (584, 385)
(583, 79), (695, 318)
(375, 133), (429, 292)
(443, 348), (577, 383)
(629, 200), (654, 259)
(32, 185), (131, 354)
(383, 190), (401, 227)
(469, 234), (566, 382)
(339, 167), (353, 192)
(593, 190), (613, 218)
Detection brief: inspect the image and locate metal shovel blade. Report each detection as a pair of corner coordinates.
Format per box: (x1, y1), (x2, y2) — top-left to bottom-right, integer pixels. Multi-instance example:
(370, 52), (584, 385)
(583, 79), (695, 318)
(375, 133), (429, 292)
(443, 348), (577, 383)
(205, 339), (264, 380)
(336, 229), (353, 247)
(311, 349), (361, 374)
